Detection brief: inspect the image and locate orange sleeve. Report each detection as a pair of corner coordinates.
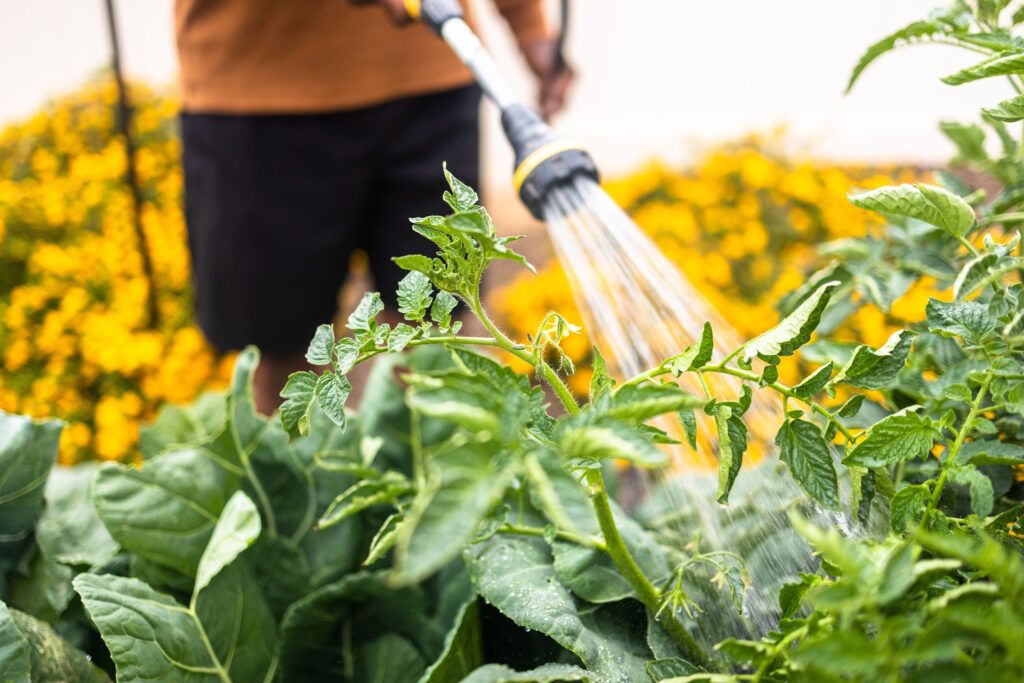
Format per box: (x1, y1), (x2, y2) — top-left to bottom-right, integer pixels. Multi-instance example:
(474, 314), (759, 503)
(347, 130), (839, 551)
(491, 0), (551, 47)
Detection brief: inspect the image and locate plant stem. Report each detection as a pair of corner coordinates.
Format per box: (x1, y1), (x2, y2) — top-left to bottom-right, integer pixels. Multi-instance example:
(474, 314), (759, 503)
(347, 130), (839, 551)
(924, 372), (993, 522)
(584, 469), (710, 668)
(498, 523), (607, 551)
(957, 235), (981, 257)
(978, 211), (1024, 227)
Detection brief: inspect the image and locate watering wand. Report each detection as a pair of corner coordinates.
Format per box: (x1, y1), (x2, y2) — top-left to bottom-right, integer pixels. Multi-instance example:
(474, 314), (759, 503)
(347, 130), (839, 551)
(403, 0), (599, 218)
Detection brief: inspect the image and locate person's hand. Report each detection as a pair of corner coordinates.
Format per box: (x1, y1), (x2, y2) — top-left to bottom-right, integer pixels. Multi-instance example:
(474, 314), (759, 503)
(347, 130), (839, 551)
(349, 0), (414, 25)
(521, 39), (574, 120)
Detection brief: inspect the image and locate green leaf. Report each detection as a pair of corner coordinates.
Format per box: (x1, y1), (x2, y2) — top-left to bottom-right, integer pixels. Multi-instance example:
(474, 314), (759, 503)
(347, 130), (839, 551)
(983, 94), (1024, 122)
(388, 323), (418, 352)
(778, 573), (820, 619)
(398, 271), (433, 322)
(430, 291), (459, 331)
(646, 658), (701, 681)
(836, 394), (865, 418)
(2, 605), (108, 683)
(193, 491), (261, 595)
(960, 440), (1024, 466)
(926, 298), (997, 346)
(775, 419), (839, 509)
(364, 512), (405, 567)
(332, 337), (360, 375)
(347, 291), (384, 334)
(393, 439), (516, 585)
(940, 121), (989, 165)
(75, 570), (276, 682)
(742, 281), (839, 362)
(677, 408), (698, 450)
(589, 346), (615, 404)
(305, 323), (335, 366)
(844, 408), (940, 468)
(849, 183), (975, 237)
(0, 601), (31, 683)
(92, 449), (238, 576)
(666, 322), (713, 375)
(829, 330), (915, 390)
(443, 163), (480, 211)
(947, 467), (995, 517)
(604, 383), (704, 422)
(465, 535), (653, 681)
(35, 464), (118, 568)
(315, 370), (351, 428)
(280, 370), (318, 439)
(846, 20), (943, 92)
(319, 473), (410, 529)
(141, 393), (226, 459)
(420, 599), (483, 683)
(789, 628), (880, 678)
(462, 664), (593, 682)
(942, 50), (1024, 86)
(715, 405), (748, 504)
(792, 362), (833, 399)
(559, 418), (669, 468)
(890, 484), (929, 532)
(0, 412), (61, 574)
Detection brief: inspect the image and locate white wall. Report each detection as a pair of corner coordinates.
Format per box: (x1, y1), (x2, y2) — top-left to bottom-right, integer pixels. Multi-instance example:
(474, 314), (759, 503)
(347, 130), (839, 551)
(0, 0), (1012, 193)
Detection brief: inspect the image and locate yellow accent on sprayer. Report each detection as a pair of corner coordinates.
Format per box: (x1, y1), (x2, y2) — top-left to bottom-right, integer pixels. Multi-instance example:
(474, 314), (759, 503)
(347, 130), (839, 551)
(512, 139), (588, 192)
(403, 0), (422, 20)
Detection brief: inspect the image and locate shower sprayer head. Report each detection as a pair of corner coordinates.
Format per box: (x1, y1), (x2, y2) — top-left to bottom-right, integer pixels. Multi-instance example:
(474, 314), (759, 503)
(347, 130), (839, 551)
(501, 104), (599, 219)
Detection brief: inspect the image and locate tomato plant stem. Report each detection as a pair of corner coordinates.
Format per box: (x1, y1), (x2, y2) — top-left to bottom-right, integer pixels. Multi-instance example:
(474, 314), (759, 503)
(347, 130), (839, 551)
(498, 523), (607, 551)
(584, 468), (710, 668)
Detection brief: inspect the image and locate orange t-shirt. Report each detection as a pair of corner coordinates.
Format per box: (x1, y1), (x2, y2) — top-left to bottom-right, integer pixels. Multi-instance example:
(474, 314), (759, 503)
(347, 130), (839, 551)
(174, 0), (548, 113)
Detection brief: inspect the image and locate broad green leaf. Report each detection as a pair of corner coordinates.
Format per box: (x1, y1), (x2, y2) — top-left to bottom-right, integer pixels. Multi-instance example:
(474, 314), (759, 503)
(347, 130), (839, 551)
(140, 393), (226, 459)
(193, 491), (261, 596)
(75, 569), (276, 682)
(315, 370), (351, 428)
(846, 20), (943, 92)
(92, 449), (238, 576)
(394, 254), (436, 277)
(849, 183), (975, 238)
(347, 291), (384, 334)
(461, 664), (593, 682)
(559, 418), (669, 468)
(845, 408), (939, 468)
(792, 362), (833, 398)
(305, 323), (335, 365)
(742, 281), (839, 361)
(947, 467), (995, 517)
(960, 440), (1024, 466)
(419, 600), (483, 683)
(926, 298), (997, 346)
(984, 94), (1024, 122)
(666, 322), (714, 375)
(605, 383), (704, 422)
(942, 50), (1024, 86)
(398, 271), (433, 322)
(389, 322), (418, 352)
(430, 291), (459, 331)
(0, 601), (31, 683)
(393, 438), (515, 585)
(829, 330), (915, 390)
(0, 412), (61, 575)
(280, 370), (318, 439)
(646, 658), (701, 681)
(890, 484), (929, 532)
(465, 535), (653, 682)
(775, 419), (839, 509)
(788, 628), (880, 678)
(35, 464), (118, 568)
(589, 346), (615, 404)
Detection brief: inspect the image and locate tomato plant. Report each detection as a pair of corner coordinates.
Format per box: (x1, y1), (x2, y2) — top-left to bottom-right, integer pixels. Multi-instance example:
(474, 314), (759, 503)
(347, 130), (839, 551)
(3, 1), (1024, 680)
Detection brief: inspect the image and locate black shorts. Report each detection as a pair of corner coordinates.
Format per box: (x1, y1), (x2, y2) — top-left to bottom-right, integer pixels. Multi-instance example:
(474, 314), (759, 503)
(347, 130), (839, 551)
(181, 85), (482, 356)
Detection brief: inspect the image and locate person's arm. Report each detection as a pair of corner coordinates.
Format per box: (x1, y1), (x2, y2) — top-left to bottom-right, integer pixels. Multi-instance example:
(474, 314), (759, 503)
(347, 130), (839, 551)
(492, 0), (573, 119)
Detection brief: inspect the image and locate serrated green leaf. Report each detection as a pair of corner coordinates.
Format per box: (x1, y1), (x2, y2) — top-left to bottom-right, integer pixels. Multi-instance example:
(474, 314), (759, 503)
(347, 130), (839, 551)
(589, 346), (615, 404)
(280, 370), (318, 439)
(776, 419), (839, 509)
(305, 323), (335, 366)
(605, 383), (703, 422)
(315, 371), (351, 428)
(829, 330), (915, 390)
(332, 337), (360, 375)
(559, 418), (669, 468)
(844, 408), (940, 467)
(947, 467), (995, 517)
(742, 281), (839, 362)
(319, 474), (410, 529)
(442, 162), (479, 211)
(926, 298), (997, 346)
(430, 290), (459, 331)
(347, 292), (384, 334)
(983, 94), (1024, 122)
(792, 362), (833, 399)
(666, 322), (714, 374)
(846, 20), (943, 92)
(715, 405), (747, 504)
(940, 121), (989, 165)
(960, 440), (1024, 466)
(394, 254), (436, 277)
(388, 323), (418, 352)
(397, 271), (433, 322)
(942, 50), (1024, 86)
(678, 408), (698, 450)
(849, 183), (975, 238)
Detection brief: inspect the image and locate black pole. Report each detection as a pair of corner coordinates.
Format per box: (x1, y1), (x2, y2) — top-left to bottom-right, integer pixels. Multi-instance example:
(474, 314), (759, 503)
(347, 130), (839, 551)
(103, 0), (160, 327)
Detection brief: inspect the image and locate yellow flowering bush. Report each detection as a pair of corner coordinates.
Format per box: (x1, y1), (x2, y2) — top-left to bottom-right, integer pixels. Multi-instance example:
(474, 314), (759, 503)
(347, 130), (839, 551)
(492, 136), (935, 394)
(0, 77), (231, 464)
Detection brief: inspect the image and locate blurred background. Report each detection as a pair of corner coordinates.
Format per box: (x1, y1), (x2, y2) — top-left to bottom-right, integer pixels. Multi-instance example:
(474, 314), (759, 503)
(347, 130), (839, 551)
(0, 0), (1006, 463)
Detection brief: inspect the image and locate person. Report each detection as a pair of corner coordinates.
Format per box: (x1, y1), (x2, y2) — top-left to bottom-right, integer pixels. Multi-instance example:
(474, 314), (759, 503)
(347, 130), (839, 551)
(174, 0), (572, 414)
